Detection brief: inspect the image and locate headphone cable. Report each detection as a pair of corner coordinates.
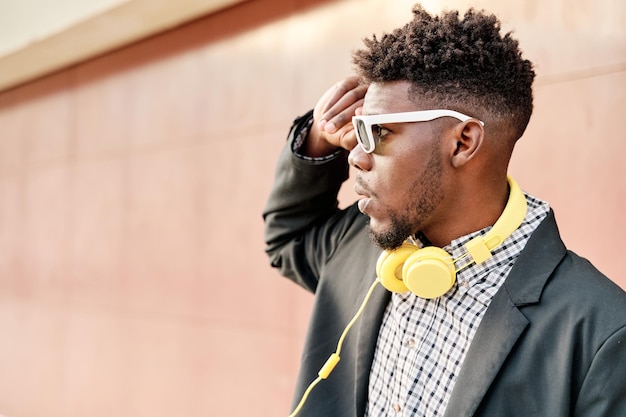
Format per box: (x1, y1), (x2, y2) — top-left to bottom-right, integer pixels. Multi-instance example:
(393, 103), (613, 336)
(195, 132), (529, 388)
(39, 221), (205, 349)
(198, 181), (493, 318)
(288, 278), (381, 417)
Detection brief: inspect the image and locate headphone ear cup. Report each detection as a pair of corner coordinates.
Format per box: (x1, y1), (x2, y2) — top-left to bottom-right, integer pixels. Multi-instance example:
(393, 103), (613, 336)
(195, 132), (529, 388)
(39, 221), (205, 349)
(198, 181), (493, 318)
(376, 243), (418, 293)
(402, 246), (456, 299)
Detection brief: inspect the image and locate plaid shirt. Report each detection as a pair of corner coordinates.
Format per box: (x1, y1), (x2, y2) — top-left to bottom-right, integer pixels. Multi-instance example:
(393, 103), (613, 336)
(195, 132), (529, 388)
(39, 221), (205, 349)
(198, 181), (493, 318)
(365, 194), (550, 417)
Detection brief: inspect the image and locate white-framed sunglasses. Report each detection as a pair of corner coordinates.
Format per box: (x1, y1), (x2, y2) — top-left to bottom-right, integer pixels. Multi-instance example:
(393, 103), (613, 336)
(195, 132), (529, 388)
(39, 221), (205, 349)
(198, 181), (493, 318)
(352, 109), (485, 153)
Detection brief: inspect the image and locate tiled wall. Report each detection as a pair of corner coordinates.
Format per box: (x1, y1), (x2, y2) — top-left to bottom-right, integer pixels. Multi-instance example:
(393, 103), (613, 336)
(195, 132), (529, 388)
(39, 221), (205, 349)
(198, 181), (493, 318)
(0, 0), (624, 416)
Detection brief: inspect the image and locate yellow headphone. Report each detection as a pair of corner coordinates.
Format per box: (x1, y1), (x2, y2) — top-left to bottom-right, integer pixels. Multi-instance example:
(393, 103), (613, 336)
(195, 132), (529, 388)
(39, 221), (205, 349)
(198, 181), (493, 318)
(376, 176), (528, 299)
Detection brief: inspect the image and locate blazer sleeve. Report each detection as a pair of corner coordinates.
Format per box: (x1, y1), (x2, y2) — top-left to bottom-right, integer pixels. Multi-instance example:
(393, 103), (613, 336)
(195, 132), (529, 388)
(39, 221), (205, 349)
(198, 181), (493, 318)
(263, 110), (352, 293)
(574, 324), (626, 416)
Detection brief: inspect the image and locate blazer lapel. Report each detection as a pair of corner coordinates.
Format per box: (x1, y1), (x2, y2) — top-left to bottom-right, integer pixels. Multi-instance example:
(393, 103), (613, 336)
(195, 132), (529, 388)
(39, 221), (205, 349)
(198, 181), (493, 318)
(443, 287), (528, 417)
(444, 210), (567, 417)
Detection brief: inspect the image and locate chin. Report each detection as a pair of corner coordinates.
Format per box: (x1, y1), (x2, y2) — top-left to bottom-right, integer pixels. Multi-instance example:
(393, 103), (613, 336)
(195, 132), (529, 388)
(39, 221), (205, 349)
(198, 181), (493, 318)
(367, 211), (415, 250)
(367, 224), (408, 251)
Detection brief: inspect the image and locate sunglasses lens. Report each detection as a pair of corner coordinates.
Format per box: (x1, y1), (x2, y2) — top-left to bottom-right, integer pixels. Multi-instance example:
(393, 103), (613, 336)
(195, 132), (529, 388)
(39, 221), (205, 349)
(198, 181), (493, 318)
(355, 119), (374, 153)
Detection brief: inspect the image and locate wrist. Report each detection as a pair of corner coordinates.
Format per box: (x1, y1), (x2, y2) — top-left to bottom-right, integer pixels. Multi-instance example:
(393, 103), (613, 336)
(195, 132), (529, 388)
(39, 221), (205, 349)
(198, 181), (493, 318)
(303, 124), (341, 158)
(291, 111), (342, 162)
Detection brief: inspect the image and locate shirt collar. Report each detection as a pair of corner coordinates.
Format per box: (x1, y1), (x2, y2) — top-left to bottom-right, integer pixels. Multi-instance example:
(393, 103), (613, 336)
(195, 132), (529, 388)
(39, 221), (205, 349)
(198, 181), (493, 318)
(413, 193), (551, 288)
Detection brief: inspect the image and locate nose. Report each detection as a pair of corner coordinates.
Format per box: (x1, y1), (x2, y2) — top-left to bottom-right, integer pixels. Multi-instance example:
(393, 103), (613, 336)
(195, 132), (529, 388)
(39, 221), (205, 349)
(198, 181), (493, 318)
(348, 143), (373, 172)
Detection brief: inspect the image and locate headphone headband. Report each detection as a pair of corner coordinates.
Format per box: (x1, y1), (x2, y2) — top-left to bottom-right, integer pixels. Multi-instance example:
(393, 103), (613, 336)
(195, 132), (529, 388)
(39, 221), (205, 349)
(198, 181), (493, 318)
(465, 176), (527, 264)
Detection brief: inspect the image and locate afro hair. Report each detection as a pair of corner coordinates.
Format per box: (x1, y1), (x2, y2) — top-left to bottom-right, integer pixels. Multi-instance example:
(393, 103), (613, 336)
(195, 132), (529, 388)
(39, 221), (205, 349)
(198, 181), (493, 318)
(353, 5), (535, 140)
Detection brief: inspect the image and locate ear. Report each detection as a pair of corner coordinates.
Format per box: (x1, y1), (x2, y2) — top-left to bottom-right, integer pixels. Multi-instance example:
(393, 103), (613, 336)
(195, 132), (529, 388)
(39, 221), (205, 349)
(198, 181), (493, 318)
(450, 120), (484, 168)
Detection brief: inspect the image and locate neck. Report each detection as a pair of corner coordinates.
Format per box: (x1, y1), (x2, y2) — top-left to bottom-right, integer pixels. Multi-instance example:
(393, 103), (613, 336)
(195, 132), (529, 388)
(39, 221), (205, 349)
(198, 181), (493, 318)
(421, 176), (510, 248)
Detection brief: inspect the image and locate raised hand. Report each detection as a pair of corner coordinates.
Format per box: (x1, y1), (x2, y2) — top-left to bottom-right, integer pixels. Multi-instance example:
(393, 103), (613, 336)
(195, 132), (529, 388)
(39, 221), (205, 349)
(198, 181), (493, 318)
(303, 76), (369, 157)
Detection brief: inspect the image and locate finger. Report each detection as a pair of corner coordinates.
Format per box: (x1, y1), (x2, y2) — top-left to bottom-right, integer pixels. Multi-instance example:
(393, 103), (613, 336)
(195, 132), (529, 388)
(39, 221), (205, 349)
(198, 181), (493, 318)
(323, 97), (365, 134)
(320, 83), (368, 122)
(319, 76), (361, 114)
(318, 83), (367, 131)
(314, 77), (359, 132)
(335, 121), (358, 151)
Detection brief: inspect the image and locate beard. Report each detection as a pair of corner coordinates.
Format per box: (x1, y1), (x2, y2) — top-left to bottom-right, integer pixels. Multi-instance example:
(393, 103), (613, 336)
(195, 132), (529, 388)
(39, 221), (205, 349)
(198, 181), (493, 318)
(368, 144), (444, 251)
(368, 213), (415, 250)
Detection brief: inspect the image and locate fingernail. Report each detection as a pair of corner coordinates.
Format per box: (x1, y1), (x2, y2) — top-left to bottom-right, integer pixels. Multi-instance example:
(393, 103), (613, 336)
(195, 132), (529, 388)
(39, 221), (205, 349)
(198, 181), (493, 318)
(318, 119), (327, 130)
(325, 122), (337, 133)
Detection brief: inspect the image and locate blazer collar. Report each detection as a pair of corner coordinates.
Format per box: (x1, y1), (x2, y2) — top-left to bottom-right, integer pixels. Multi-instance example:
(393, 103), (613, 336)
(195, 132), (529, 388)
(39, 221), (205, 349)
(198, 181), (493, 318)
(503, 210), (567, 306)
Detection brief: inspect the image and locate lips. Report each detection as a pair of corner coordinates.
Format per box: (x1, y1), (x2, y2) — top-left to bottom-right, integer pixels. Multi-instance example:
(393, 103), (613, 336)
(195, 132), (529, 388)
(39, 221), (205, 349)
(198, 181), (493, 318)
(354, 177), (372, 198)
(354, 178), (373, 214)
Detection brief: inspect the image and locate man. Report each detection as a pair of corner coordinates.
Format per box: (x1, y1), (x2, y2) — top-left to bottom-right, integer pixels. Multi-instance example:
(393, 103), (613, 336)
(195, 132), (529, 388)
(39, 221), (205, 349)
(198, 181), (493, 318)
(263, 5), (626, 416)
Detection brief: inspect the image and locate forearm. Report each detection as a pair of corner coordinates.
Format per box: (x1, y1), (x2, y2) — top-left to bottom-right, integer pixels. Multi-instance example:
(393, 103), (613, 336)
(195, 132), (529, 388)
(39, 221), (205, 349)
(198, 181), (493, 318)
(263, 111), (350, 288)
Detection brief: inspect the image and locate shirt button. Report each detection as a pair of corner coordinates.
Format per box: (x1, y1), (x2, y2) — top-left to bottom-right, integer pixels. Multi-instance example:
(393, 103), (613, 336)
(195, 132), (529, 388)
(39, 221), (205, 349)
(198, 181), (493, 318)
(460, 279), (470, 288)
(392, 403), (402, 413)
(405, 338), (416, 348)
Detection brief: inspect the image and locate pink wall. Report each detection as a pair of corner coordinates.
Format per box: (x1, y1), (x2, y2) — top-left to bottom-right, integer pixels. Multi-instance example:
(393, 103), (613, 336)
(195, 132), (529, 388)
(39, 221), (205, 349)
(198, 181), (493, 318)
(0, 0), (624, 416)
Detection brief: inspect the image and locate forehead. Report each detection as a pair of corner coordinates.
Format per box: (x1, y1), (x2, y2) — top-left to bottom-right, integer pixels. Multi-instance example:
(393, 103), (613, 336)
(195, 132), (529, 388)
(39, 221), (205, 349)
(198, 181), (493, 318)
(363, 81), (424, 115)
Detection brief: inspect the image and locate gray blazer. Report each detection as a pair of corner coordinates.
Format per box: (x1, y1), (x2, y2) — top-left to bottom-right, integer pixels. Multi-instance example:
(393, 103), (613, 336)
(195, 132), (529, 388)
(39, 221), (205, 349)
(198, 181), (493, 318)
(263, 113), (626, 416)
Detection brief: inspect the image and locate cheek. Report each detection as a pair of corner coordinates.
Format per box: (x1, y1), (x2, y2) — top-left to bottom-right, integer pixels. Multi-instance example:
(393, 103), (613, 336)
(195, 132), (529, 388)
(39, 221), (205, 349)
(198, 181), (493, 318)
(384, 146), (443, 208)
(373, 135), (440, 198)
(376, 162), (416, 207)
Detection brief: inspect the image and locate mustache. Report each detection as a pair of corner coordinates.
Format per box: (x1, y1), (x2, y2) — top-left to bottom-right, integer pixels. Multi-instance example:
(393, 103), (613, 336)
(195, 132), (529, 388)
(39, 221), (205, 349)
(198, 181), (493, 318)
(354, 177), (377, 198)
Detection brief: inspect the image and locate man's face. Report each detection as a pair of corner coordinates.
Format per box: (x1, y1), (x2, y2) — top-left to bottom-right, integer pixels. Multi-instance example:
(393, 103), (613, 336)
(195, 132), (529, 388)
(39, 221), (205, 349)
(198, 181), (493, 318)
(349, 81), (449, 250)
